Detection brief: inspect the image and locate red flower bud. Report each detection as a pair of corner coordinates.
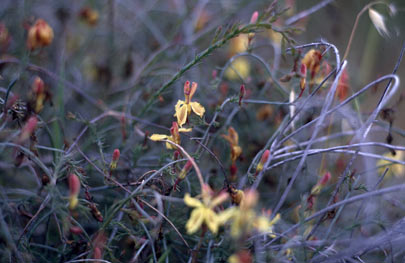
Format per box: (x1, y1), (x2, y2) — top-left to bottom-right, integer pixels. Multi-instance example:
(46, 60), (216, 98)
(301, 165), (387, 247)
(18, 116), (38, 143)
(112, 149), (120, 162)
(250, 11), (259, 24)
(256, 149), (270, 173)
(110, 149), (120, 170)
(32, 76), (45, 94)
(239, 84), (246, 106)
(319, 172), (331, 186)
(68, 173), (81, 209)
(68, 173), (81, 196)
(70, 226), (83, 235)
(179, 159), (193, 179)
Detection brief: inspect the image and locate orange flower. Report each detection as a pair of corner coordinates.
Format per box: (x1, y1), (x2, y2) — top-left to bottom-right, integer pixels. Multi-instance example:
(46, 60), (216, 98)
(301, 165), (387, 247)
(27, 19), (54, 50)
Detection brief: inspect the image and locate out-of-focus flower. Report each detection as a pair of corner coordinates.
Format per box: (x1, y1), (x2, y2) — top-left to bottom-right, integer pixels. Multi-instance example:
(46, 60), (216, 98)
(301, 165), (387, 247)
(228, 250), (252, 263)
(377, 151), (405, 177)
(184, 184), (229, 234)
(79, 7), (99, 26)
(222, 127), (242, 163)
(229, 34), (249, 56)
(150, 122), (192, 149)
(18, 116), (38, 143)
(225, 57), (250, 80)
(68, 173), (81, 210)
(174, 81), (205, 127)
(368, 8), (389, 37)
(92, 231), (107, 262)
(256, 105), (273, 121)
(0, 23), (11, 51)
(310, 172), (331, 195)
(219, 189), (280, 238)
(194, 9), (210, 32)
(27, 19), (54, 50)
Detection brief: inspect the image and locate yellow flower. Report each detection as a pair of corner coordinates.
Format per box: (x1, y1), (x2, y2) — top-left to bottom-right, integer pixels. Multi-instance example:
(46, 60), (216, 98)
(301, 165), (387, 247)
(222, 127), (242, 163)
(184, 184), (229, 234)
(225, 57), (250, 80)
(149, 122), (192, 149)
(174, 81), (205, 127)
(229, 34), (249, 56)
(220, 189), (280, 238)
(377, 151), (405, 177)
(253, 213), (280, 238)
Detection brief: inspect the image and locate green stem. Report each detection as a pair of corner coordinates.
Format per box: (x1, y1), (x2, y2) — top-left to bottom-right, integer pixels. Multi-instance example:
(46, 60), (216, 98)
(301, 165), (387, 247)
(139, 22), (273, 116)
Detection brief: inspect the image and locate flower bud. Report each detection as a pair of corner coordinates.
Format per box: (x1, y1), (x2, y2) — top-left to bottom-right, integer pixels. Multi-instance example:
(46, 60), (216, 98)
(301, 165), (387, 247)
(79, 7), (99, 26)
(27, 19), (54, 50)
(319, 171), (331, 186)
(310, 172), (331, 196)
(109, 149), (120, 170)
(70, 226), (83, 235)
(239, 84), (245, 106)
(256, 150), (270, 173)
(170, 122), (180, 143)
(179, 160), (193, 179)
(250, 11), (259, 24)
(32, 76), (46, 113)
(18, 116), (38, 143)
(68, 173), (81, 209)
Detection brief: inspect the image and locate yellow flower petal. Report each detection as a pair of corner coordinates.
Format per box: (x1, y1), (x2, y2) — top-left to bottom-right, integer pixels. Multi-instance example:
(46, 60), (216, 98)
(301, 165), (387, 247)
(184, 193), (203, 208)
(149, 134), (169, 141)
(254, 216), (270, 232)
(179, 128), (192, 133)
(176, 104), (188, 127)
(377, 151), (405, 177)
(186, 208), (204, 234)
(190, 101), (205, 118)
(69, 195), (79, 210)
(269, 213), (281, 226)
(217, 207), (236, 225)
(173, 100), (185, 117)
(204, 208), (219, 234)
(209, 192), (228, 208)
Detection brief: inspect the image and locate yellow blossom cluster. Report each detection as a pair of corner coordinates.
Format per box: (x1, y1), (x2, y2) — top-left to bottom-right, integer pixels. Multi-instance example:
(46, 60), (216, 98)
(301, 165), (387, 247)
(184, 187), (280, 238)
